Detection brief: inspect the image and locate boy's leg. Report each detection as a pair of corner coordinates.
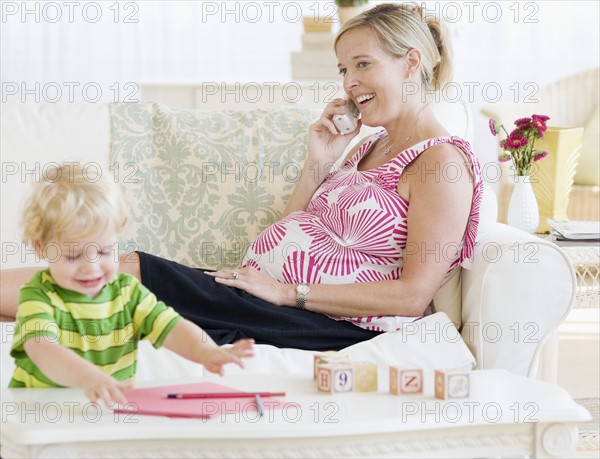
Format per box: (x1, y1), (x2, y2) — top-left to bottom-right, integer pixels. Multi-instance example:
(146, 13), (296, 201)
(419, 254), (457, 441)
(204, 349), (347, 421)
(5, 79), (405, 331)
(138, 251), (381, 351)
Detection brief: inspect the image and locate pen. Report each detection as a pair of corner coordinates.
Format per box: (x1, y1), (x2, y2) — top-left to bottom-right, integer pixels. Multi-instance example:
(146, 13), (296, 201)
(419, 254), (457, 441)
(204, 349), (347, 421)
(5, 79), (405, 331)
(166, 391), (286, 399)
(255, 394), (264, 417)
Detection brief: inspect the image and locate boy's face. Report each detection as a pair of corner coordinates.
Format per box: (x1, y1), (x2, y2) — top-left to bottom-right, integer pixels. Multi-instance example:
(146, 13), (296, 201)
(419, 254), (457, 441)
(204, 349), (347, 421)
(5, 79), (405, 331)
(46, 231), (120, 299)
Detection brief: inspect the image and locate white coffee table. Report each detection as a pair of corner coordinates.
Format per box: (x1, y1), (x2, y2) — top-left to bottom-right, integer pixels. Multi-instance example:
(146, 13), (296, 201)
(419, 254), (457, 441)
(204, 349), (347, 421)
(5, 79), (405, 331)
(0, 370), (590, 458)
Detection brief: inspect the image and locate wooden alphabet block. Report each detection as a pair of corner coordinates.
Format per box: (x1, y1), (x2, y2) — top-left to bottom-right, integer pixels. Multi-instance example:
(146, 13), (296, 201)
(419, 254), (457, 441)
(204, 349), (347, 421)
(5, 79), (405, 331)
(313, 351), (350, 380)
(316, 363), (354, 393)
(389, 367), (423, 395)
(353, 361), (378, 392)
(434, 369), (470, 399)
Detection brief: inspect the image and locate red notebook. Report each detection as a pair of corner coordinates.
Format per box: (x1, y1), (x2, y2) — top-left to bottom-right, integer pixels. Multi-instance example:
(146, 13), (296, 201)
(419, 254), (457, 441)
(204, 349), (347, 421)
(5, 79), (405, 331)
(114, 382), (288, 419)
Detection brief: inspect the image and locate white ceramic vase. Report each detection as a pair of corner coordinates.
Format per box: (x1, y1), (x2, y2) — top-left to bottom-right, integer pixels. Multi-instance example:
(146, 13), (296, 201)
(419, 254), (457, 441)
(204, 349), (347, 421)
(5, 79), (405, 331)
(508, 175), (540, 233)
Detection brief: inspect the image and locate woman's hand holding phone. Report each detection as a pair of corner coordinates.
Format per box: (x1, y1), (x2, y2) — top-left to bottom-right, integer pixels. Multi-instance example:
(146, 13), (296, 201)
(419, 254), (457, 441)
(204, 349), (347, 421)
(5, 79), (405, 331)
(308, 98), (362, 165)
(333, 99), (360, 134)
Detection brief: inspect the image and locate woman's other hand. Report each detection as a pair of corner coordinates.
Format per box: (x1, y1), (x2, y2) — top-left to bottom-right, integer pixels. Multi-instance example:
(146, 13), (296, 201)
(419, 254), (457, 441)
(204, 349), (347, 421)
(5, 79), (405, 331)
(206, 267), (293, 307)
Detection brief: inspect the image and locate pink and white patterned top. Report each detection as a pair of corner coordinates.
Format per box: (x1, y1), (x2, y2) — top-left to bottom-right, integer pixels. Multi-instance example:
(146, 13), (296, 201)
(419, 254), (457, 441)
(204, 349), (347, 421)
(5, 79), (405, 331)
(243, 130), (484, 332)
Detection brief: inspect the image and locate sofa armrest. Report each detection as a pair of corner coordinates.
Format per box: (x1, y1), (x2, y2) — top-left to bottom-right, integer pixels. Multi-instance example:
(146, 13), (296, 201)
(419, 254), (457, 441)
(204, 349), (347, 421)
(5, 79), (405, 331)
(461, 223), (576, 378)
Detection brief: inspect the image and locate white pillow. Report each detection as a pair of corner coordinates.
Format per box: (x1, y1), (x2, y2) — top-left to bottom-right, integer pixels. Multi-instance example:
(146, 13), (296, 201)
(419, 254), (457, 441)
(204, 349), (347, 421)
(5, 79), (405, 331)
(0, 103), (111, 269)
(217, 312), (475, 376)
(1, 312), (475, 387)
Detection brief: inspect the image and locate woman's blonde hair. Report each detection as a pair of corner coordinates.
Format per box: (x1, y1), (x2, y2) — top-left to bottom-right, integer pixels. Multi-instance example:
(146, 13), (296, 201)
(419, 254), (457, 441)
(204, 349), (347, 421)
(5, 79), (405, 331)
(21, 163), (129, 247)
(334, 3), (453, 92)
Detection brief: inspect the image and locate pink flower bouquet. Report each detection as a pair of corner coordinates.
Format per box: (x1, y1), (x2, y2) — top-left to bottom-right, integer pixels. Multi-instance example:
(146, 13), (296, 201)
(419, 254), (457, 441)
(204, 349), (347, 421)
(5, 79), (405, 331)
(489, 114), (550, 176)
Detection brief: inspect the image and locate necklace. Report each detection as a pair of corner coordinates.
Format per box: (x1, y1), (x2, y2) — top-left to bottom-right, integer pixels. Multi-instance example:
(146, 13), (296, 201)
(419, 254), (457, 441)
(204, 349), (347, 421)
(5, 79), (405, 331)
(382, 108), (427, 156)
(383, 127), (417, 155)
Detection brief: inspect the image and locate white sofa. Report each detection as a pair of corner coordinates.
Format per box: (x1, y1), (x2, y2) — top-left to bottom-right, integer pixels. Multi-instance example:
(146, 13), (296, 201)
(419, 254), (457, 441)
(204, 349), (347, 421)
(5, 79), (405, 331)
(0, 100), (577, 387)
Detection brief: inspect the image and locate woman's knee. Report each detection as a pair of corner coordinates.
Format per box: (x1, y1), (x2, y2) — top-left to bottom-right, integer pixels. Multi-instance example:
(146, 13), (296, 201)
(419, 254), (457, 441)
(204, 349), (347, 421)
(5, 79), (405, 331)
(119, 252), (141, 280)
(1, 267), (39, 319)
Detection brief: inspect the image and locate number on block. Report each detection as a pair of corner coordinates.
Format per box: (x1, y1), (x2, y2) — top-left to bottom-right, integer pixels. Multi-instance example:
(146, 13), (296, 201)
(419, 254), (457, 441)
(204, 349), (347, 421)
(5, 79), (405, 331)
(317, 363), (354, 393)
(313, 351), (350, 380)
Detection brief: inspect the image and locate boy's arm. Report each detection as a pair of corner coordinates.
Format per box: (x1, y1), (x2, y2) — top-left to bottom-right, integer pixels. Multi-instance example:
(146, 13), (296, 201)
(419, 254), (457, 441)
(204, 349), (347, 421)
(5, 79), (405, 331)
(23, 339), (133, 405)
(162, 319), (254, 375)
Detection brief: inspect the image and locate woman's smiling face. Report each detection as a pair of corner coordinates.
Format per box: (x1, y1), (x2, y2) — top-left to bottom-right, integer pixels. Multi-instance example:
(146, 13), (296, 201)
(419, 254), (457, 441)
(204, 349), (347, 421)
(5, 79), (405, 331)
(336, 26), (410, 128)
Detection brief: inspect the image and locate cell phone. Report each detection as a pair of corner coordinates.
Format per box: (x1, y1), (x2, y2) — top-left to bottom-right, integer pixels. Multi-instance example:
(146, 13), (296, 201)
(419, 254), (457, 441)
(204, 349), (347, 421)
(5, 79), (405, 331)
(333, 99), (360, 135)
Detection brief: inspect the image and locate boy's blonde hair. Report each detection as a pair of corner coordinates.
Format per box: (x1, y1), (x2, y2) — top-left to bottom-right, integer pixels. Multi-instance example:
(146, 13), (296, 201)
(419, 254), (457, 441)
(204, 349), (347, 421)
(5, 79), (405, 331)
(21, 163), (129, 247)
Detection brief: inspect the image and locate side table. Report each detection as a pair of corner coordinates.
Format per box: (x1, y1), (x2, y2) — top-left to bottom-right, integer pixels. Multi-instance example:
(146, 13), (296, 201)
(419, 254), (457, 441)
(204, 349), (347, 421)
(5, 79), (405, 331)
(536, 235), (599, 453)
(536, 236), (599, 383)
(539, 232), (599, 308)
(558, 244), (600, 309)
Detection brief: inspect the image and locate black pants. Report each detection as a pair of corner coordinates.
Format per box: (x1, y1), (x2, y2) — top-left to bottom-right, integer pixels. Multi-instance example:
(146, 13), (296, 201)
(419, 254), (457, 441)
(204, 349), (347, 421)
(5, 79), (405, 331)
(138, 252), (381, 351)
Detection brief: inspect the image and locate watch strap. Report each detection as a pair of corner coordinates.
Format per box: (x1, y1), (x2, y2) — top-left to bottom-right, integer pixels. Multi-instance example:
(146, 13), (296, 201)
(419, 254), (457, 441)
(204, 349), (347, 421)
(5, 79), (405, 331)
(295, 283), (309, 310)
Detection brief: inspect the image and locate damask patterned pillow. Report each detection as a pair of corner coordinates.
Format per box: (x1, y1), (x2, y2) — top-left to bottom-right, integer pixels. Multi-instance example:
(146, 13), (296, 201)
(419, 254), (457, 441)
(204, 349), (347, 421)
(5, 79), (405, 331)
(110, 102), (319, 269)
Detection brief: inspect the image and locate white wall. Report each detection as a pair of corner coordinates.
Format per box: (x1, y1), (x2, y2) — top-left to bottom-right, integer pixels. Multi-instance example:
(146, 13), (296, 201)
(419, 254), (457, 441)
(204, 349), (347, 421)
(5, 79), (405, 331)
(2, 0), (599, 175)
(449, 0), (599, 183)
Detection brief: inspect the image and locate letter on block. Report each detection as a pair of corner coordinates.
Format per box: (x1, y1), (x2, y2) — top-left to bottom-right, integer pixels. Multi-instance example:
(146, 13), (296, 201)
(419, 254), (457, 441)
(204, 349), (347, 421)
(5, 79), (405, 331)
(389, 367), (423, 395)
(316, 363), (354, 393)
(313, 351), (350, 380)
(434, 369), (470, 399)
(353, 361), (378, 392)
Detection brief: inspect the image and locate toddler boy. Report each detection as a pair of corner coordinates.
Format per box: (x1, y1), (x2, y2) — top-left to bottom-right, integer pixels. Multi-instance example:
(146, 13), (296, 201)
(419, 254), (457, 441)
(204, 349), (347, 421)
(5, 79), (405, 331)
(10, 163), (253, 406)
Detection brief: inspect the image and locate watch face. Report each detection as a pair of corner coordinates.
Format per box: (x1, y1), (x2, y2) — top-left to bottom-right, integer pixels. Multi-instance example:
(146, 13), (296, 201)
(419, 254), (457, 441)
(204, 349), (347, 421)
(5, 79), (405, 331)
(297, 283), (310, 296)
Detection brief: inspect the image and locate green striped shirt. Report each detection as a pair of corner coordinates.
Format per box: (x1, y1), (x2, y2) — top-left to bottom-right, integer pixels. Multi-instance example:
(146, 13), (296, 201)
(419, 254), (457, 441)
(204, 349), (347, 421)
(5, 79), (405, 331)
(9, 270), (182, 388)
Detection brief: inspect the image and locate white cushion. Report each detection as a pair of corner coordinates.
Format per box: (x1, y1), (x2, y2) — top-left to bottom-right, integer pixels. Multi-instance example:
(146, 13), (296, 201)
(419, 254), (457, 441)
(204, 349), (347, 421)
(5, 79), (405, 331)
(136, 312), (475, 380)
(216, 312), (474, 378)
(0, 102), (111, 269)
(1, 313), (474, 388)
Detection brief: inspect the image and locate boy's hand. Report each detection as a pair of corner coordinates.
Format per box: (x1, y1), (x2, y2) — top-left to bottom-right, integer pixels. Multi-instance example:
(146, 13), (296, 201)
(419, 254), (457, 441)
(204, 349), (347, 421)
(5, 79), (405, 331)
(163, 320), (255, 375)
(83, 373), (134, 407)
(203, 339), (255, 376)
(22, 338), (135, 407)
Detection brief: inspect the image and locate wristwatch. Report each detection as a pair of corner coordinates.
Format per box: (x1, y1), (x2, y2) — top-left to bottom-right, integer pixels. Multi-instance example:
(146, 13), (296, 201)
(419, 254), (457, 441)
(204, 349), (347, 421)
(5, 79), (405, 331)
(295, 283), (310, 310)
